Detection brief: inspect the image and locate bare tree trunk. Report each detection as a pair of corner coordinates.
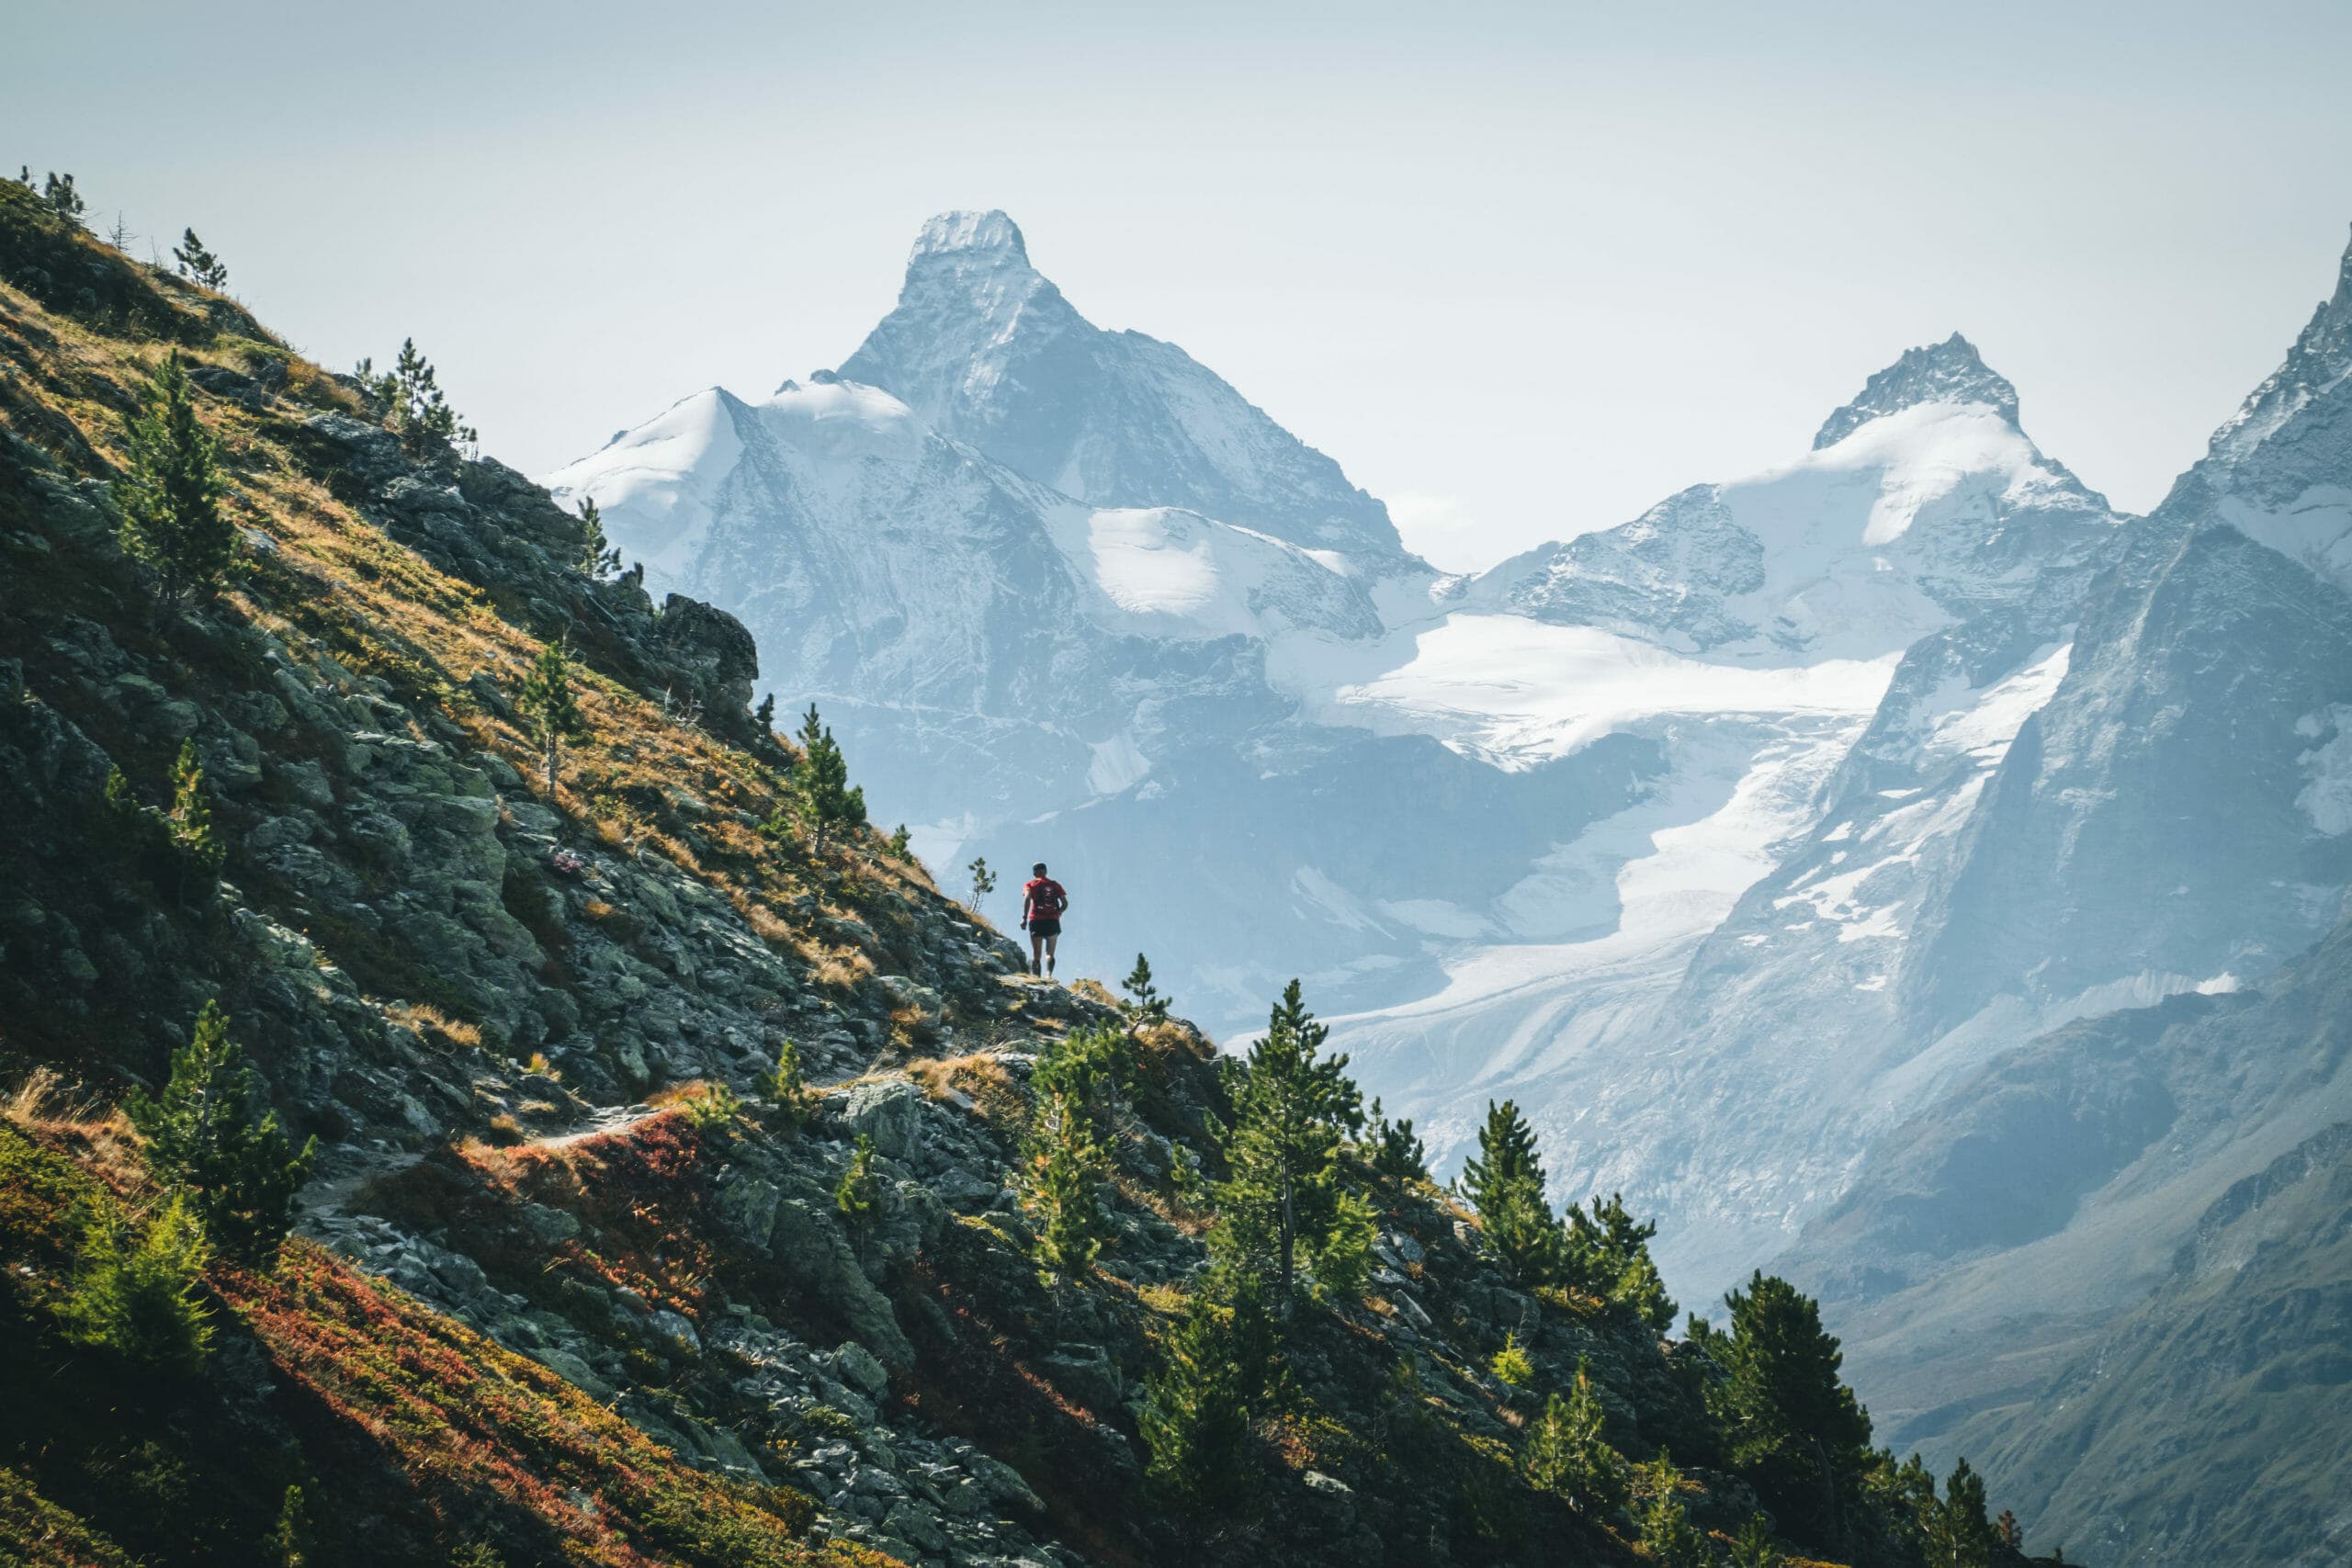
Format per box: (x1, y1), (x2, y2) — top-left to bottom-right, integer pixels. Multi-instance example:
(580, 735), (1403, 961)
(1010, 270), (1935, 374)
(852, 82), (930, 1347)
(544, 737), (559, 800)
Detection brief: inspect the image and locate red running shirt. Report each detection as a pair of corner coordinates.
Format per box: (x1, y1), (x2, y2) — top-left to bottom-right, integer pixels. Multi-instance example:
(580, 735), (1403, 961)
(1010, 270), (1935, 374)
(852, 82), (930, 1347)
(1023, 878), (1067, 921)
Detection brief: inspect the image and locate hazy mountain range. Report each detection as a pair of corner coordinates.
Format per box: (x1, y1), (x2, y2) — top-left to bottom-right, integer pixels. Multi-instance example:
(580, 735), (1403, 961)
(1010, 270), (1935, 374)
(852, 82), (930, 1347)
(548, 211), (2352, 1565)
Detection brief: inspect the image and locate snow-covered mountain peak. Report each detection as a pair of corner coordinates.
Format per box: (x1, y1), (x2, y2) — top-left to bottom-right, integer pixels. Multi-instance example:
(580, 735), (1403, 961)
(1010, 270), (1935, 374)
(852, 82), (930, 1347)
(1813, 332), (2020, 450)
(911, 208), (1031, 265)
(840, 214), (1406, 556)
(1471, 362), (2121, 663)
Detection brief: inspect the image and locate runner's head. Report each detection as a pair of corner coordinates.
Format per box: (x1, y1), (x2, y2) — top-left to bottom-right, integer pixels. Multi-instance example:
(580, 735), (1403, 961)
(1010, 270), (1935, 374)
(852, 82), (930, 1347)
(1033, 863), (1047, 876)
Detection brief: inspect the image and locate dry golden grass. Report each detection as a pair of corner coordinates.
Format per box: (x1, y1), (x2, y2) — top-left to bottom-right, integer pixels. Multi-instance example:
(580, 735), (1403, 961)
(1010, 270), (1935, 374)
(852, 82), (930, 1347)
(2, 1066), (67, 1130)
(386, 1001), (483, 1052)
(810, 949), (875, 992)
(2, 1066), (152, 1196)
(904, 1052), (1025, 1124)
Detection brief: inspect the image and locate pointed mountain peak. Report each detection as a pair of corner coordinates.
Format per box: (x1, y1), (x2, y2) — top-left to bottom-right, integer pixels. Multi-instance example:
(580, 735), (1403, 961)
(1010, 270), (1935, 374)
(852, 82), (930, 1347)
(910, 209), (1031, 267)
(1812, 332), (2021, 449)
(2208, 220), (2352, 465)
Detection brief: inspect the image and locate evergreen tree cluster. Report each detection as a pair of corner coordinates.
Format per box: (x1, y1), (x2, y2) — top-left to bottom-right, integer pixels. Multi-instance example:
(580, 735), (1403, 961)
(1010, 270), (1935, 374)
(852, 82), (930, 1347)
(793, 703), (866, 852)
(18, 166), (86, 224)
(356, 338), (479, 458)
(127, 1000), (318, 1266)
(1457, 1098), (1678, 1329)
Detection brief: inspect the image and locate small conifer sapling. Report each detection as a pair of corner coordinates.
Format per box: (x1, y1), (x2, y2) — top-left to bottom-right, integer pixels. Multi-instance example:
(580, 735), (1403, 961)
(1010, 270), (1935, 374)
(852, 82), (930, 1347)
(515, 640), (588, 800)
(118, 349), (232, 606)
(835, 1134), (879, 1261)
(1140, 1292), (1252, 1516)
(171, 228), (228, 289)
(576, 496), (621, 579)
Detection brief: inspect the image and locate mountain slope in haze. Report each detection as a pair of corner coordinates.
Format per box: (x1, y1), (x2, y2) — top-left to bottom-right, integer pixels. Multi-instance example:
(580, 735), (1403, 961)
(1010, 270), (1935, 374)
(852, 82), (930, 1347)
(1758, 227), (2352, 1567)
(1774, 914), (2352, 1566)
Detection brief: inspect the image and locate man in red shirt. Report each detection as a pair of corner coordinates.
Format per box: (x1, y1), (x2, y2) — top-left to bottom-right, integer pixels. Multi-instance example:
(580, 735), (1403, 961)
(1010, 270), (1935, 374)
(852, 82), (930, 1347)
(1020, 862), (1069, 978)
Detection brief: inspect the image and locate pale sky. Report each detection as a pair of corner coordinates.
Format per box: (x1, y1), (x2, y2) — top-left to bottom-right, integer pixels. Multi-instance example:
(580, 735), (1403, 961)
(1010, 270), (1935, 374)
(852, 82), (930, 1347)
(14, 1), (2352, 570)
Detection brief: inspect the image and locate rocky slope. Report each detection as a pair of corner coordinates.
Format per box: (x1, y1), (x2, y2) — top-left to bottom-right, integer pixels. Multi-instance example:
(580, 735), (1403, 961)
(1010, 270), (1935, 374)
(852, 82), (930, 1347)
(0, 177), (2052, 1568)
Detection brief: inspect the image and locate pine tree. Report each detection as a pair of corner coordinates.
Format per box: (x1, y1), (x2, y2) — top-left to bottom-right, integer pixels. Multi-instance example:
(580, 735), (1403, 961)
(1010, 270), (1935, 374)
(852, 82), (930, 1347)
(1462, 1100), (1560, 1285)
(118, 349), (232, 605)
(794, 704), (866, 853)
(767, 1036), (814, 1129)
(266, 1483), (314, 1567)
(171, 228), (228, 290)
(1489, 1331), (1533, 1387)
(1710, 1270), (1875, 1542)
(42, 171), (85, 225)
(1922, 1459), (1997, 1568)
(126, 1000), (318, 1265)
(1994, 1507), (2023, 1549)
(754, 693), (777, 736)
(515, 640), (588, 799)
(1564, 1192), (1677, 1332)
(574, 496), (621, 579)
(1520, 1357), (1623, 1515)
(1363, 1097), (1430, 1185)
(1026, 1088), (1110, 1277)
(1728, 1515), (1786, 1568)
(1634, 1450), (1708, 1568)
(888, 824), (912, 859)
(1120, 953), (1171, 1025)
(967, 855), (997, 912)
(379, 338), (477, 457)
(1208, 980), (1369, 1307)
(168, 739), (225, 890)
(103, 761), (173, 870)
(1140, 1292), (1252, 1516)
(834, 1134), (879, 1262)
(64, 1192), (212, 1374)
